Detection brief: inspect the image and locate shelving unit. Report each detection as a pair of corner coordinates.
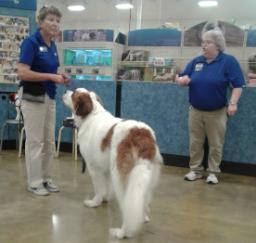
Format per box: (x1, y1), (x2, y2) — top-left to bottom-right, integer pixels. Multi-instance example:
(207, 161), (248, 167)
(57, 41), (125, 81)
(0, 15), (29, 83)
(63, 63), (113, 81)
(118, 59), (179, 81)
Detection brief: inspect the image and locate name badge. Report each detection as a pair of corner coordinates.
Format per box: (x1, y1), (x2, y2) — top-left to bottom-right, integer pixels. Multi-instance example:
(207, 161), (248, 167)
(195, 63), (204, 72)
(39, 46), (48, 52)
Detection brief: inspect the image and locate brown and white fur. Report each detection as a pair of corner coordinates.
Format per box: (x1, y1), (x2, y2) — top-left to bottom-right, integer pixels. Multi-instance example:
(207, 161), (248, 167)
(63, 88), (162, 239)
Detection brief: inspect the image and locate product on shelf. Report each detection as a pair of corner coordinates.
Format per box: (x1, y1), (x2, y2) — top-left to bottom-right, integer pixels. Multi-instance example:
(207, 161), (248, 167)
(122, 50), (149, 61)
(63, 48), (113, 81)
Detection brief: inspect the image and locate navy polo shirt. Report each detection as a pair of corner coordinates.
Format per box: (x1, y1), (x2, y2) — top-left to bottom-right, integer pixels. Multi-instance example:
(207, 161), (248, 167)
(19, 29), (59, 99)
(180, 52), (245, 111)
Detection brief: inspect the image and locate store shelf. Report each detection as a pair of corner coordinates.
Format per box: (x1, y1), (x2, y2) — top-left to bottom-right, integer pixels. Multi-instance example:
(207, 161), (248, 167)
(120, 61), (148, 67)
(120, 61), (174, 68)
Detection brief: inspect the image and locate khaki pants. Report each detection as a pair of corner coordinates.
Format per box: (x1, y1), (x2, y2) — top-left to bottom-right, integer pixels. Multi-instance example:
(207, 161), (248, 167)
(188, 106), (227, 174)
(21, 94), (56, 188)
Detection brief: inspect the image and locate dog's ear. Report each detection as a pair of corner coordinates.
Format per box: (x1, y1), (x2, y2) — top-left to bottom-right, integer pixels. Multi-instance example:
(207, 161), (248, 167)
(90, 91), (103, 105)
(72, 92), (93, 118)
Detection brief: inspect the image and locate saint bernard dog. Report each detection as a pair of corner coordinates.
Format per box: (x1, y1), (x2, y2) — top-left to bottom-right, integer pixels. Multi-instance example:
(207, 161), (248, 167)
(63, 88), (162, 239)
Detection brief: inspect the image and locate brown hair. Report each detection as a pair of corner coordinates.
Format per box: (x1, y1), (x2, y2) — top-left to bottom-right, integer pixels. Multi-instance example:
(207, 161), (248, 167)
(37, 5), (62, 23)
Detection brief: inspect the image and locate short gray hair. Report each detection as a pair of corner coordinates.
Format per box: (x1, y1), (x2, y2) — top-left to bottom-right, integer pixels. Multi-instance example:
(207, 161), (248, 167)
(202, 29), (226, 52)
(37, 5), (62, 23)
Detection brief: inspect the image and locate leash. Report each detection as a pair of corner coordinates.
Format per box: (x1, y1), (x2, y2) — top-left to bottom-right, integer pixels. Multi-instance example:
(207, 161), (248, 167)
(81, 157), (86, 173)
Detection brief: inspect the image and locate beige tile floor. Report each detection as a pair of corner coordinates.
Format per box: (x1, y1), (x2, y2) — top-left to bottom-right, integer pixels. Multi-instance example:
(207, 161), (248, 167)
(0, 150), (255, 243)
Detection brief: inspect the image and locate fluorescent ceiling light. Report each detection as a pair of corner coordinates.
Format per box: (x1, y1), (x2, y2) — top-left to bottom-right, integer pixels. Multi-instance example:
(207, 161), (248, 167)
(67, 5), (85, 11)
(198, 1), (218, 7)
(115, 3), (134, 10)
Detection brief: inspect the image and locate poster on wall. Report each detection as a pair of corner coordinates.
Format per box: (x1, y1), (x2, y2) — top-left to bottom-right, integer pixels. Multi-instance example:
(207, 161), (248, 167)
(184, 21), (244, 47)
(63, 29), (114, 42)
(0, 15), (29, 83)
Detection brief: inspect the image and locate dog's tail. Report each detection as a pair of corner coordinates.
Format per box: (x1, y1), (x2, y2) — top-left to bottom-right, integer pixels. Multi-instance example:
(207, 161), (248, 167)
(122, 158), (155, 237)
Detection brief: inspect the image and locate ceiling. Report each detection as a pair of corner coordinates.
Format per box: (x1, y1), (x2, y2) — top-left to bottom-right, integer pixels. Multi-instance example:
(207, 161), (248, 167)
(36, 0), (256, 31)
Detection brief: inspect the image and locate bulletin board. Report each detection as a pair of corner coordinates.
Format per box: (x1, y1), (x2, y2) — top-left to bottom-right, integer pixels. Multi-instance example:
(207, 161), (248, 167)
(0, 15), (29, 83)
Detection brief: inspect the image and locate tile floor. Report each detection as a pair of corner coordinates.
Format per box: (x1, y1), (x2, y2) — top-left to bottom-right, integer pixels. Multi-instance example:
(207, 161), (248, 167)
(0, 150), (255, 243)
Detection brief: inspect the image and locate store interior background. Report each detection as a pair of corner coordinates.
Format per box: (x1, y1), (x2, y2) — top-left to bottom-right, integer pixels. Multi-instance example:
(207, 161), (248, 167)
(34, 0), (256, 171)
(36, 0), (256, 75)
(0, 2), (255, 242)
(0, 0), (255, 168)
(33, 0), (256, 172)
(37, 0), (256, 32)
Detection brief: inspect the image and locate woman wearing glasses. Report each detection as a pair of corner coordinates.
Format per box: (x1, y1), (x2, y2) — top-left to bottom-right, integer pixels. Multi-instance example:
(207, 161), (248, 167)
(176, 29), (245, 184)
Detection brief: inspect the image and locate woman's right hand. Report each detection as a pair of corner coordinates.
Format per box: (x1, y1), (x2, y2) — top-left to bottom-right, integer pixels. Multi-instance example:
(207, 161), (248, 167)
(175, 75), (191, 86)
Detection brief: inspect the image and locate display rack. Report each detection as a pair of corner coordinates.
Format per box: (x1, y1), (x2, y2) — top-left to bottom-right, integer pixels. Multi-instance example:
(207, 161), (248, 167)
(58, 41), (125, 81)
(0, 15), (29, 83)
(62, 47), (113, 81)
(118, 58), (179, 82)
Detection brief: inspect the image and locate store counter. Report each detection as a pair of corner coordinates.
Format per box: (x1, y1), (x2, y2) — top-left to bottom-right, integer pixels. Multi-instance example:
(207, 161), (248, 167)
(0, 81), (117, 145)
(1, 81), (256, 168)
(120, 81), (256, 166)
(120, 81), (189, 156)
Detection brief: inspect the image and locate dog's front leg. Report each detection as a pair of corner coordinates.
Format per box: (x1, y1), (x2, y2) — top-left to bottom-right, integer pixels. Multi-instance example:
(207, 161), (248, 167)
(109, 226), (126, 239)
(84, 194), (103, 208)
(144, 205), (150, 223)
(83, 169), (106, 207)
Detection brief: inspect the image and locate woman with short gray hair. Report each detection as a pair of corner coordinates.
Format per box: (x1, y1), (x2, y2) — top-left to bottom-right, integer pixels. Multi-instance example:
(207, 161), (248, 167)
(175, 29), (245, 184)
(202, 29), (226, 52)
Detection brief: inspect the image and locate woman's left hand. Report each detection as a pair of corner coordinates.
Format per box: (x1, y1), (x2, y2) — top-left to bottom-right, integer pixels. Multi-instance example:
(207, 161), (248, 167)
(227, 104), (237, 116)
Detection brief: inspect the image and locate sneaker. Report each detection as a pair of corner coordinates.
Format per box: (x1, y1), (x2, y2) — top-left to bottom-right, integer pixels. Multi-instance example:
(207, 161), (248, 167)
(43, 180), (60, 192)
(184, 171), (203, 181)
(206, 174), (218, 184)
(27, 184), (49, 196)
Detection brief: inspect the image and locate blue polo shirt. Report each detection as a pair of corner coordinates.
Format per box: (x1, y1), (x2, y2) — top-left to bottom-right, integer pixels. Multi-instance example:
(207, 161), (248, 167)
(180, 52), (245, 111)
(19, 29), (59, 99)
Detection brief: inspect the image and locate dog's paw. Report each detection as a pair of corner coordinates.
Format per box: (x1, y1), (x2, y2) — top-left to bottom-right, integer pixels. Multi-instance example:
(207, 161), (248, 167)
(83, 199), (101, 208)
(144, 215), (150, 223)
(109, 228), (125, 239)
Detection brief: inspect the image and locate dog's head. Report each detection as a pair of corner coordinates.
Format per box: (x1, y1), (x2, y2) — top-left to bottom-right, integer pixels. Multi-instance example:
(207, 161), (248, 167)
(63, 88), (102, 119)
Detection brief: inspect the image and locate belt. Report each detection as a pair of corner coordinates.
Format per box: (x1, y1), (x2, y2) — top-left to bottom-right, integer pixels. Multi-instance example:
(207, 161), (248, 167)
(191, 105), (226, 112)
